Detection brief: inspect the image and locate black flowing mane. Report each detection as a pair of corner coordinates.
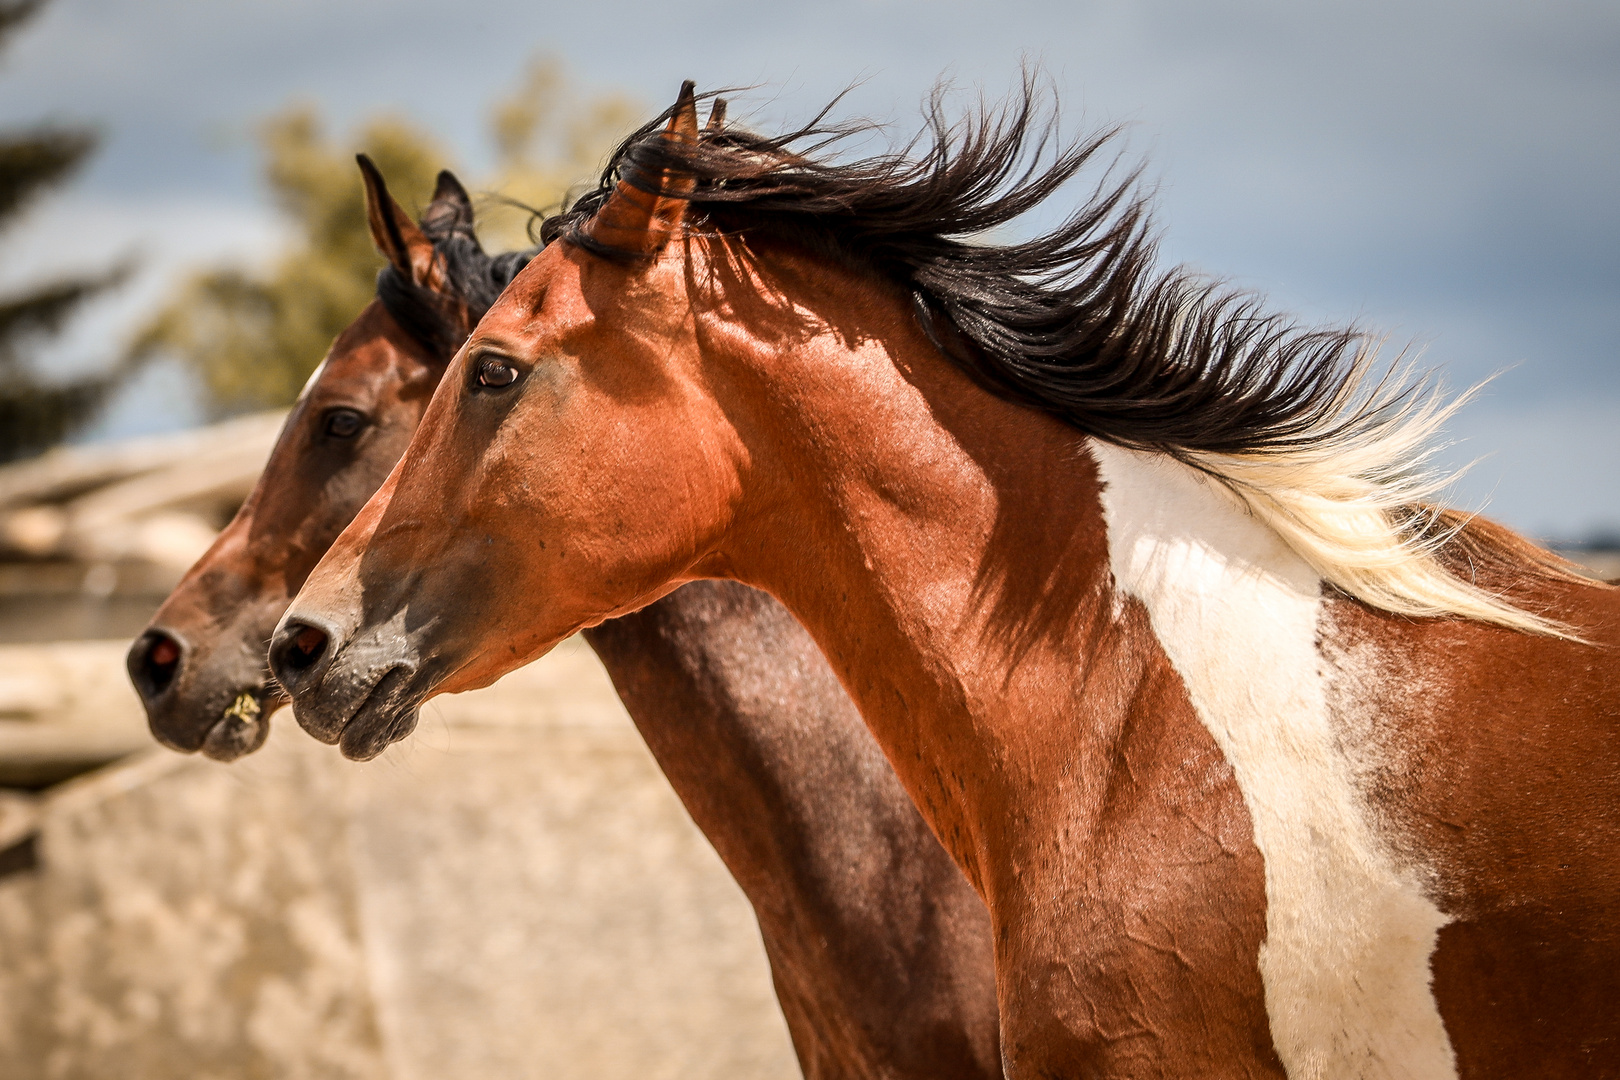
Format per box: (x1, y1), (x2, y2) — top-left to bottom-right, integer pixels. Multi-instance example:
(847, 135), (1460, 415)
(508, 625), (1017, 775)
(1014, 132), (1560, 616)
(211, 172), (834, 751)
(540, 82), (1593, 635)
(377, 217), (536, 359)
(547, 83), (1395, 461)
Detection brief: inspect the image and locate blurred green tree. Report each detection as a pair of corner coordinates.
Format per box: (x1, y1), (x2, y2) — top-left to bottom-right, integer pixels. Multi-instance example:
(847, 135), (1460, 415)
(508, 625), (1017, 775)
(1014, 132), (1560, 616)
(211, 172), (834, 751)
(479, 56), (641, 250)
(132, 57), (638, 417)
(0, 0), (128, 461)
(127, 110), (446, 415)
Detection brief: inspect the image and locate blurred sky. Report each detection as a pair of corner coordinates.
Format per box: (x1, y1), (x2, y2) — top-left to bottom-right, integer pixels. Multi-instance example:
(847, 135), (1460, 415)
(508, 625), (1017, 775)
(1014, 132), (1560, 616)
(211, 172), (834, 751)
(0, 0), (1615, 539)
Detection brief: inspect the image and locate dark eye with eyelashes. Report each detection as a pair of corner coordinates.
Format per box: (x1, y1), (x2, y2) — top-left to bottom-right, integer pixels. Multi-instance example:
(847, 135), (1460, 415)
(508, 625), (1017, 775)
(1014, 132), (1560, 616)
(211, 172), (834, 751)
(322, 407), (366, 439)
(475, 355), (520, 389)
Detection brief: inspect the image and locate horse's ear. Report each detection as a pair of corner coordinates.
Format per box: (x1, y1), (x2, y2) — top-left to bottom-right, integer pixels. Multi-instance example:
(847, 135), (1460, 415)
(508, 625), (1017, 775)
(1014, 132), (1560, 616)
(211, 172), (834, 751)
(583, 80), (700, 257)
(420, 169), (478, 244)
(357, 154), (439, 286)
(705, 97), (727, 133)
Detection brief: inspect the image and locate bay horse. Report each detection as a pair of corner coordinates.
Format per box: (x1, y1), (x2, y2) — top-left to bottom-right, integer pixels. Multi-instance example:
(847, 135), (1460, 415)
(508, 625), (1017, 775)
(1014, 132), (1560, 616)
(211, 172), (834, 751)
(127, 153), (1001, 1079)
(272, 82), (1620, 1079)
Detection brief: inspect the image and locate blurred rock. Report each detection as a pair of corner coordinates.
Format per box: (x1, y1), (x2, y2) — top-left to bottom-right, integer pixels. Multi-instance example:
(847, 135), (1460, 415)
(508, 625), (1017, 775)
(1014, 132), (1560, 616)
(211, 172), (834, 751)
(0, 667), (63, 718)
(0, 411), (285, 566)
(0, 413), (285, 511)
(0, 791), (35, 849)
(0, 413), (288, 644)
(0, 507), (65, 559)
(0, 641), (153, 786)
(124, 512), (220, 571)
(0, 639), (799, 1079)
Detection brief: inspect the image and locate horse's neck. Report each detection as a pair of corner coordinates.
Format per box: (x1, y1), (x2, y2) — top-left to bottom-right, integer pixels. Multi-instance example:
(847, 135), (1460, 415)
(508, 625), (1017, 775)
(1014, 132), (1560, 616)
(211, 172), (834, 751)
(710, 285), (1402, 900)
(727, 323), (1469, 1067)
(707, 298), (1127, 878)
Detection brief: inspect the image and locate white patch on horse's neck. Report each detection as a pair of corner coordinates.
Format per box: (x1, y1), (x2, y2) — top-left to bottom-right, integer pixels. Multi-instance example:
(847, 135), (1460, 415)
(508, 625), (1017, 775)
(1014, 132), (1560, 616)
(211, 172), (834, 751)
(1089, 440), (1457, 1080)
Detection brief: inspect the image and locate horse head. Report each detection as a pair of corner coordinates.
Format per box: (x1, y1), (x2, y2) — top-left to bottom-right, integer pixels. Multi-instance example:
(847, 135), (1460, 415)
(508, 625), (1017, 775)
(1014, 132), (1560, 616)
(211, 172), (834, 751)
(128, 158), (501, 759)
(268, 85), (752, 760)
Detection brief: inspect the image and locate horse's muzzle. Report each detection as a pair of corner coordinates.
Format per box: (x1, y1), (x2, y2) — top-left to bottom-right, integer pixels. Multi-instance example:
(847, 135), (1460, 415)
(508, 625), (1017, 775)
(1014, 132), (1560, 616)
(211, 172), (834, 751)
(128, 626), (279, 761)
(269, 611), (424, 761)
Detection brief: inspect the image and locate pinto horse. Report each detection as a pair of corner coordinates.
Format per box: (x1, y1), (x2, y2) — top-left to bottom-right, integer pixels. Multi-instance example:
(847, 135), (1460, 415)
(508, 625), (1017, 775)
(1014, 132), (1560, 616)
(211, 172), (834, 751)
(128, 153), (1001, 1080)
(273, 83), (1620, 1079)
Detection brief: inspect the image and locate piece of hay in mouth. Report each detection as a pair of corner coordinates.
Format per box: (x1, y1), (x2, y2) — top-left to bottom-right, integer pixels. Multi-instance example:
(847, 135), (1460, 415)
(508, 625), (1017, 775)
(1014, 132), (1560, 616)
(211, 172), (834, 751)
(222, 692), (261, 726)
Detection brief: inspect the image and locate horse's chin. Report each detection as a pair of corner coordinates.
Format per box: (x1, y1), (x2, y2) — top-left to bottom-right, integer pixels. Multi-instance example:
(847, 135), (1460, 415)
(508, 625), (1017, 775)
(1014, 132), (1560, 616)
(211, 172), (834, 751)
(199, 712), (268, 761)
(336, 703), (420, 761)
(142, 683), (278, 761)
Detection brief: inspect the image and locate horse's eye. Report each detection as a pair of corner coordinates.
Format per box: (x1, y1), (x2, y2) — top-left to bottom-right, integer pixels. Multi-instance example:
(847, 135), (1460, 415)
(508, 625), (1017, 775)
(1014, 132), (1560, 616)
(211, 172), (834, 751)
(323, 408), (365, 439)
(476, 356), (519, 389)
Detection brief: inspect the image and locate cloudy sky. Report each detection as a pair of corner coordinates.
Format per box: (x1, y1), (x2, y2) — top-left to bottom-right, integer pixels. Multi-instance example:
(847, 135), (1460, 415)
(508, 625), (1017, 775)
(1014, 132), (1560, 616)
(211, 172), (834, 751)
(1, 0), (1615, 538)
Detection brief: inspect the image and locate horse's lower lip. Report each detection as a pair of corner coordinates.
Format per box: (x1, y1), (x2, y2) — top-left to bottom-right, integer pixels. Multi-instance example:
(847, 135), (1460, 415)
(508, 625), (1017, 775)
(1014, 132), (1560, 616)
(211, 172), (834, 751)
(198, 687), (280, 761)
(332, 666), (421, 762)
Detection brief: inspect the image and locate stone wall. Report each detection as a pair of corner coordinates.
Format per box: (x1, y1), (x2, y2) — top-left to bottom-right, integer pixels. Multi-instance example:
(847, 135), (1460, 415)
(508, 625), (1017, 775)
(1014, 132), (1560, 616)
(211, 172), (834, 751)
(0, 639), (801, 1080)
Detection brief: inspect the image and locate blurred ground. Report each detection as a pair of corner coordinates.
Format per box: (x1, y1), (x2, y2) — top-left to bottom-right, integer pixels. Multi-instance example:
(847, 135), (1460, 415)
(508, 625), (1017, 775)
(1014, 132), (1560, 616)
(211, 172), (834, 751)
(0, 640), (801, 1079)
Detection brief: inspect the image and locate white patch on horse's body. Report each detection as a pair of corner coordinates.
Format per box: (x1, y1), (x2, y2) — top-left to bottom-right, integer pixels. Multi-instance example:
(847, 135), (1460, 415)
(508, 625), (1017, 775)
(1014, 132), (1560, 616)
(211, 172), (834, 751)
(1090, 440), (1457, 1080)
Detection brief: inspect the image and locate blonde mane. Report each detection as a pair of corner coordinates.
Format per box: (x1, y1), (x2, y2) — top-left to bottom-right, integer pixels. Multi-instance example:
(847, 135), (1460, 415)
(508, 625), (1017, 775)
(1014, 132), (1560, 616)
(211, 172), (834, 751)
(1183, 356), (1591, 638)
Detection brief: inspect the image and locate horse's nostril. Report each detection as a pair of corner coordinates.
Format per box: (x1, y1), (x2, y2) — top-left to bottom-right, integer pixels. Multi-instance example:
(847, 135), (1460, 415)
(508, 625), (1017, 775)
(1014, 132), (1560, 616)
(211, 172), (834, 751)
(283, 624), (328, 672)
(150, 637), (179, 668)
(269, 619), (339, 696)
(289, 625), (327, 668)
(133, 631), (183, 698)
